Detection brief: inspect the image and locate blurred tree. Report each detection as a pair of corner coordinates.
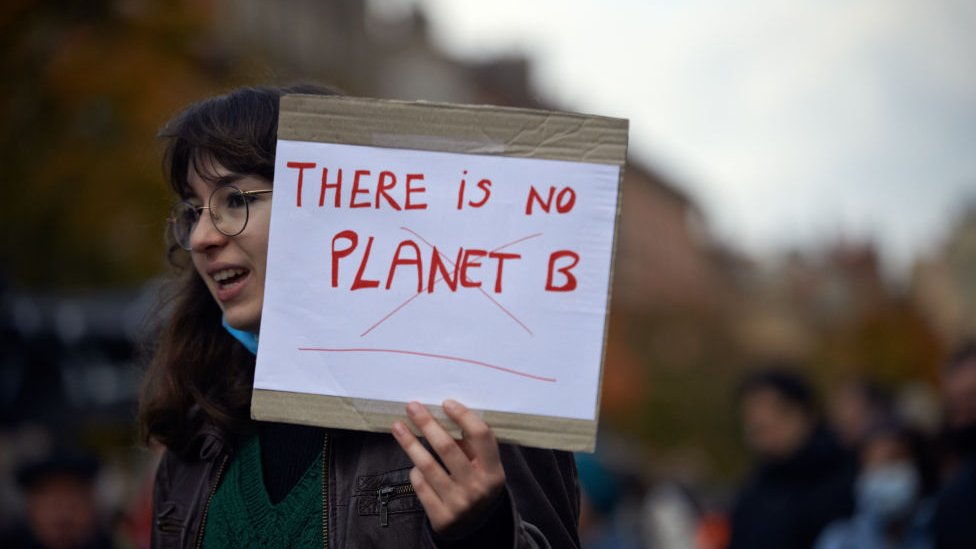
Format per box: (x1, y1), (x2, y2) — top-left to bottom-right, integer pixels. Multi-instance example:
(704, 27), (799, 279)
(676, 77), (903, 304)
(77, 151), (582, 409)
(812, 298), (943, 388)
(0, 0), (241, 289)
(607, 309), (750, 483)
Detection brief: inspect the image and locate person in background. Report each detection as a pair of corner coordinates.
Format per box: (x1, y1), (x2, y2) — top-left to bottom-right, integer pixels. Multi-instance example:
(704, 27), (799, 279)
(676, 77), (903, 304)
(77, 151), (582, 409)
(816, 423), (937, 549)
(641, 479), (705, 549)
(828, 379), (894, 452)
(727, 368), (855, 549)
(2, 450), (113, 549)
(575, 452), (641, 549)
(932, 340), (976, 549)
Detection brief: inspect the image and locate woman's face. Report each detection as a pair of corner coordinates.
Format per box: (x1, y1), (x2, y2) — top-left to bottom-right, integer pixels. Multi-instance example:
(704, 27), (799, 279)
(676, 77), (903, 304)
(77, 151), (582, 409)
(186, 158), (272, 333)
(741, 388), (812, 460)
(862, 434), (909, 468)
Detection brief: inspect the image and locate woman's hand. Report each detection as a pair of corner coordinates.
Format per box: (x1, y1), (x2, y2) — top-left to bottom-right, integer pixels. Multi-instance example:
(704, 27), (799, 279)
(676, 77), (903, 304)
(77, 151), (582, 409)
(392, 399), (507, 537)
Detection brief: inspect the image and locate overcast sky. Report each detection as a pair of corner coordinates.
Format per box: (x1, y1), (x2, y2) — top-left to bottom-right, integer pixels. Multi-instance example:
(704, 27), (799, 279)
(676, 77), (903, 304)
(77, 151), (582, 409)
(375, 0), (976, 275)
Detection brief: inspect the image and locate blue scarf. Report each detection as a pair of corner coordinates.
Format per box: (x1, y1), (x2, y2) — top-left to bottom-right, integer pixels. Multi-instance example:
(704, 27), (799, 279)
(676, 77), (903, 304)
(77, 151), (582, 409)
(222, 317), (259, 356)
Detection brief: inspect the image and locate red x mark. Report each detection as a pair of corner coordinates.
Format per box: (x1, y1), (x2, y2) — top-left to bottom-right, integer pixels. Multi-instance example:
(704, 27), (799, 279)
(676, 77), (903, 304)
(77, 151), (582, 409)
(297, 227), (556, 384)
(358, 227), (542, 337)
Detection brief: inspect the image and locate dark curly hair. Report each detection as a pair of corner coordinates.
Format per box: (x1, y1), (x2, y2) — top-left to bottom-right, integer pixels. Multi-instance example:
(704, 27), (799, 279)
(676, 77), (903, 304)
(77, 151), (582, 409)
(138, 84), (341, 454)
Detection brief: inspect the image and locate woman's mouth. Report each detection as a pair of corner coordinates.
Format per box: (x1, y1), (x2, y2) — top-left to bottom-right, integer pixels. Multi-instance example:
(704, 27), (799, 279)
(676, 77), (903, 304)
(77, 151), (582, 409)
(211, 267), (251, 301)
(213, 267), (248, 287)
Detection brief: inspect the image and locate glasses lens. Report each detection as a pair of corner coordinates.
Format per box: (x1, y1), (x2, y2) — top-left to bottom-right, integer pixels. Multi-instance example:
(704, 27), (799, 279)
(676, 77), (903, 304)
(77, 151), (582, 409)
(169, 202), (199, 250)
(209, 186), (249, 237)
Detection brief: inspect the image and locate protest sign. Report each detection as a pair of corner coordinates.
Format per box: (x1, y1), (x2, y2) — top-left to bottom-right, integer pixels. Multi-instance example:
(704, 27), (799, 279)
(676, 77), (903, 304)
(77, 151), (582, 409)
(251, 95), (628, 451)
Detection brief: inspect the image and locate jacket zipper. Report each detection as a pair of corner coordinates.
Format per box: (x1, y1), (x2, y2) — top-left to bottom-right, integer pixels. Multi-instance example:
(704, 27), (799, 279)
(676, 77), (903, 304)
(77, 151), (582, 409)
(321, 433), (330, 548)
(377, 483), (416, 527)
(194, 453), (229, 549)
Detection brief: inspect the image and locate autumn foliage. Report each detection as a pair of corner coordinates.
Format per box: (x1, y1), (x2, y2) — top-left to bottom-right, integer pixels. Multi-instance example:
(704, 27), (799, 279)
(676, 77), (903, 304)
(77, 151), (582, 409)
(0, 0), (240, 288)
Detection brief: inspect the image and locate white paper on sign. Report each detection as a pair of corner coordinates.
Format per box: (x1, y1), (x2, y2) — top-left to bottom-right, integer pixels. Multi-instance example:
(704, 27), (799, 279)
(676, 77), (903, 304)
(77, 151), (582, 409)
(255, 140), (620, 421)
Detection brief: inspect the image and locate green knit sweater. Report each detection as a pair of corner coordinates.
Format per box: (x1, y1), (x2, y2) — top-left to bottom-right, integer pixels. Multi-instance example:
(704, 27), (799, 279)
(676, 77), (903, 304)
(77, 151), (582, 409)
(202, 435), (323, 548)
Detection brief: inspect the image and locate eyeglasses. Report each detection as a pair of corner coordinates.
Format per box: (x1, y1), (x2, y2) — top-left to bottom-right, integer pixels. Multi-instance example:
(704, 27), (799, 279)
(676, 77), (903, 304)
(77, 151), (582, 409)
(168, 186), (273, 251)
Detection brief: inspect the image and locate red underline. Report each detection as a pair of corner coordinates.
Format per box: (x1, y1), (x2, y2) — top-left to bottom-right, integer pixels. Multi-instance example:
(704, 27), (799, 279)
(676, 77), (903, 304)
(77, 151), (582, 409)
(297, 347), (557, 383)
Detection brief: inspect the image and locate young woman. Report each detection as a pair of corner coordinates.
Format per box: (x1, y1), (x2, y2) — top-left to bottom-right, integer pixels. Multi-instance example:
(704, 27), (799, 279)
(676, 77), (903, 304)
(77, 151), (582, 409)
(815, 423), (937, 549)
(138, 85), (580, 548)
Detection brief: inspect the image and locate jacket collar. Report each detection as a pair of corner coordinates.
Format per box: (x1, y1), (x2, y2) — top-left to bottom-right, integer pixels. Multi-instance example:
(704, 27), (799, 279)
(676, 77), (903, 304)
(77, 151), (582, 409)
(183, 404), (234, 461)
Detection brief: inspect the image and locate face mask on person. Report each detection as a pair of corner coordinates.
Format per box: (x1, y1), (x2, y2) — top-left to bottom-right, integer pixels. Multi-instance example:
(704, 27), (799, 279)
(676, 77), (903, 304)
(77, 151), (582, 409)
(856, 462), (919, 521)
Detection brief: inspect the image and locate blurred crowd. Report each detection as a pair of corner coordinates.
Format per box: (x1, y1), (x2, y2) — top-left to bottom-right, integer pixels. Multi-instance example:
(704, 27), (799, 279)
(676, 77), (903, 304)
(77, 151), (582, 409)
(2, 341), (973, 548)
(575, 340), (976, 549)
(0, 428), (159, 549)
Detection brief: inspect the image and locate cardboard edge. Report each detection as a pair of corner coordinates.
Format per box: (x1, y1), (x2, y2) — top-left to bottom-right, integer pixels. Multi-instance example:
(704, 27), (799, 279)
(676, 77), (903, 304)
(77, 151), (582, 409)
(278, 94), (629, 165)
(251, 389), (598, 453)
(283, 94), (629, 128)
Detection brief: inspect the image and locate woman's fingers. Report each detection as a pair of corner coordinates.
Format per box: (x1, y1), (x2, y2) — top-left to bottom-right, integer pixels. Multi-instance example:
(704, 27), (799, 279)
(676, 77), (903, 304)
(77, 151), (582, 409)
(409, 466), (450, 526)
(442, 399), (501, 465)
(456, 437), (478, 462)
(392, 420), (453, 496)
(393, 399), (507, 535)
(405, 401), (474, 480)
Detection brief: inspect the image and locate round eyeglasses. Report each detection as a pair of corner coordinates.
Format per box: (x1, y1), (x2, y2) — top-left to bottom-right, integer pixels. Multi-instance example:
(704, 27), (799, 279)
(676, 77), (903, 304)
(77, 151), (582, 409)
(168, 185), (273, 251)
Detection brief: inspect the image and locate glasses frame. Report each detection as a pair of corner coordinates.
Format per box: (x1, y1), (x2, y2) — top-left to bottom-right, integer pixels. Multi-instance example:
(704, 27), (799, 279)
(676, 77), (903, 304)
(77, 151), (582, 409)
(168, 186), (273, 251)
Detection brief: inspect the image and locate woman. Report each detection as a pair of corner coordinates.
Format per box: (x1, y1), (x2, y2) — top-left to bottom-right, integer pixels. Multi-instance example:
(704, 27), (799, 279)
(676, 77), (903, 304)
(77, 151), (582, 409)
(815, 422), (937, 549)
(138, 85), (580, 548)
(728, 368), (856, 549)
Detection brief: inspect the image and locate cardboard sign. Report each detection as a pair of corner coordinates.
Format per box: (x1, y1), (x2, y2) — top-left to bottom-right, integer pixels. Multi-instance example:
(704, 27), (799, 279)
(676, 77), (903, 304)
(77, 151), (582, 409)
(252, 95), (628, 451)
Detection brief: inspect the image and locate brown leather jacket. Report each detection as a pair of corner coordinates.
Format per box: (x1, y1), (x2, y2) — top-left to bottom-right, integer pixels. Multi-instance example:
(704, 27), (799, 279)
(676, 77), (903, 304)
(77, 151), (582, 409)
(151, 422), (580, 548)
